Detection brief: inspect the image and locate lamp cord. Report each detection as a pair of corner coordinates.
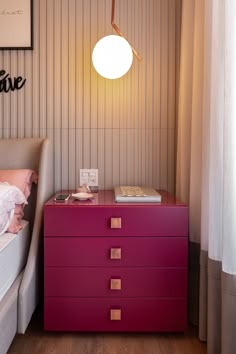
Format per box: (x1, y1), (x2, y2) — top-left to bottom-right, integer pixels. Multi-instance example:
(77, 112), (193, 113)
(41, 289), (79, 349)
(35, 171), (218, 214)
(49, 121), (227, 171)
(111, 0), (142, 61)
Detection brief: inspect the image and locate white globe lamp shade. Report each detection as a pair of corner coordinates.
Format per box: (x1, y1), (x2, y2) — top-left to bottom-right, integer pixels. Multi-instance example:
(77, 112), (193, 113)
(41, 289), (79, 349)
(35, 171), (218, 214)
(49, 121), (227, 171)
(92, 35), (133, 79)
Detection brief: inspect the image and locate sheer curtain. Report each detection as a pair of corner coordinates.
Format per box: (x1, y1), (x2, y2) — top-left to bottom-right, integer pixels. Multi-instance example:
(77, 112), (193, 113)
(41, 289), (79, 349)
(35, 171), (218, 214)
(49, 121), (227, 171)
(176, 1), (236, 353)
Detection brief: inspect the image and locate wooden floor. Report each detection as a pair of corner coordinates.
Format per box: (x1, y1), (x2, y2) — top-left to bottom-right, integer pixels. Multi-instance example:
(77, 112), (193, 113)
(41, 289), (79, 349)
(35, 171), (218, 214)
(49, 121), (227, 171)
(8, 306), (207, 354)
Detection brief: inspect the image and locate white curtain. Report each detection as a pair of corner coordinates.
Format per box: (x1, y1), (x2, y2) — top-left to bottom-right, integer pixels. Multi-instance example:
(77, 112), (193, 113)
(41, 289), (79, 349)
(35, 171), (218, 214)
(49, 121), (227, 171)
(176, 1), (236, 353)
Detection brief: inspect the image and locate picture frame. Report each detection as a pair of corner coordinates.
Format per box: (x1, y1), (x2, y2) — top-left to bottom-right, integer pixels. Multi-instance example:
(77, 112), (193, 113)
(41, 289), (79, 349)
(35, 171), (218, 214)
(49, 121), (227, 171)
(0, 0), (33, 50)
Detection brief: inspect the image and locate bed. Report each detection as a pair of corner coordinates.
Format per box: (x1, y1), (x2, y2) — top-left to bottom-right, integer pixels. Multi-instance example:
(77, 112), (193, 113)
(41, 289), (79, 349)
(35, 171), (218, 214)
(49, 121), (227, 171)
(0, 138), (52, 354)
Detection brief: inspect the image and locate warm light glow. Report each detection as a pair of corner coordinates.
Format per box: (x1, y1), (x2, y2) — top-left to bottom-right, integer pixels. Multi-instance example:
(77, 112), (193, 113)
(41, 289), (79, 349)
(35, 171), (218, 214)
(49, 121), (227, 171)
(92, 35), (133, 79)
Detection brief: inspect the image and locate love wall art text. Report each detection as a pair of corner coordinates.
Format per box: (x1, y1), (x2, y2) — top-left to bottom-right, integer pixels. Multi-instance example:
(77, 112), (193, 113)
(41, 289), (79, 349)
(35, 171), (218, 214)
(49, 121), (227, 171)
(0, 70), (26, 92)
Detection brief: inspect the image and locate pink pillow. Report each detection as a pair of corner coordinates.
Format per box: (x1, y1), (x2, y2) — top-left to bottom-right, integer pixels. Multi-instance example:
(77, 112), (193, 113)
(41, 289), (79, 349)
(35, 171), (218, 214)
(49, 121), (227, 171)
(0, 169), (38, 199)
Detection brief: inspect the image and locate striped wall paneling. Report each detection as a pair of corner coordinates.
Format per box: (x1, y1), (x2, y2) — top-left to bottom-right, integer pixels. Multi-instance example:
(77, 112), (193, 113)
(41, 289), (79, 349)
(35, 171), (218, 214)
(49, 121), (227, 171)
(0, 0), (181, 193)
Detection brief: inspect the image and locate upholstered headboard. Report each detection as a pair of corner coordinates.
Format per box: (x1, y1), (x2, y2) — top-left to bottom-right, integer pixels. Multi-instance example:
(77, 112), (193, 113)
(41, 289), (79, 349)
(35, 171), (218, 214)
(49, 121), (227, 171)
(0, 138), (52, 223)
(0, 138), (53, 333)
(0, 138), (45, 170)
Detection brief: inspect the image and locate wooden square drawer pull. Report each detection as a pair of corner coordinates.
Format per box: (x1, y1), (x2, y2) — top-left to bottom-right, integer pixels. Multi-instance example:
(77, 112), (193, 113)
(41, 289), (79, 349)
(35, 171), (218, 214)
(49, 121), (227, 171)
(110, 248), (122, 260)
(110, 217), (122, 229)
(110, 278), (122, 290)
(110, 309), (121, 321)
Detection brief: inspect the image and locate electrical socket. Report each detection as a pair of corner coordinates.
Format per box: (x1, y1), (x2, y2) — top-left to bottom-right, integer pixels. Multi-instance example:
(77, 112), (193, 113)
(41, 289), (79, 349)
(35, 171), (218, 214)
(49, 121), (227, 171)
(80, 169), (98, 191)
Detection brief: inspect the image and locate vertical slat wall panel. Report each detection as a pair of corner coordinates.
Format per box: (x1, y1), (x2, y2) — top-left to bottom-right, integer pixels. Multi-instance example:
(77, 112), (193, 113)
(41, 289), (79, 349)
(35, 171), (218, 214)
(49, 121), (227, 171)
(18, 52), (25, 138)
(25, 51), (33, 137)
(0, 0), (181, 193)
(54, 0), (62, 191)
(0, 53), (3, 136)
(46, 0), (55, 185)
(32, 0), (40, 137)
(3, 53), (10, 137)
(61, 0), (69, 188)
(39, 0), (47, 135)
(168, 0), (177, 194)
(11, 54), (18, 137)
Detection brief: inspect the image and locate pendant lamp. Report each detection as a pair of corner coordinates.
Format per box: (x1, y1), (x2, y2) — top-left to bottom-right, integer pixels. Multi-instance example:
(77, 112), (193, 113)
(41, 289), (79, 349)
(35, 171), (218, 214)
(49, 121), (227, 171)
(92, 0), (141, 80)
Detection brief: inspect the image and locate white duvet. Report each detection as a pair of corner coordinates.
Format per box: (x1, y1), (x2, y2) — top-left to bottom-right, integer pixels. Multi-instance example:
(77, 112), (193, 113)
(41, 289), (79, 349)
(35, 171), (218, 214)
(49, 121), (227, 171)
(0, 182), (26, 236)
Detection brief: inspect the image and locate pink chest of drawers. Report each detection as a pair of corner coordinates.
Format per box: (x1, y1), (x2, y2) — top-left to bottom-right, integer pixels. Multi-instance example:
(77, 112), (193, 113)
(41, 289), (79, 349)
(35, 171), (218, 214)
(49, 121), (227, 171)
(44, 190), (188, 332)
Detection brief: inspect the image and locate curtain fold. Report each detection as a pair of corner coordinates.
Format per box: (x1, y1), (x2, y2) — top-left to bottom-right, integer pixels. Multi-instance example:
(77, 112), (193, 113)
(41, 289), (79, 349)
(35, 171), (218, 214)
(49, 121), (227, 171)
(207, 259), (222, 354)
(177, 1), (236, 353)
(222, 273), (236, 354)
(199, 249), (207, 341)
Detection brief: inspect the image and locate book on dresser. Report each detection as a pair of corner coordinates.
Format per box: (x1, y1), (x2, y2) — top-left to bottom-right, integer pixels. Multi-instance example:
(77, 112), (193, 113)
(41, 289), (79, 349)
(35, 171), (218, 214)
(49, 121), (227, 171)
(114, 186), (162, 203)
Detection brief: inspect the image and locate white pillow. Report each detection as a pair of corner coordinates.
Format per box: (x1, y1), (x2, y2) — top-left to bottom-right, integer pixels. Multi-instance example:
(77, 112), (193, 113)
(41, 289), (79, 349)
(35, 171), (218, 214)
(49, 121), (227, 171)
(0, 182), (27, 236)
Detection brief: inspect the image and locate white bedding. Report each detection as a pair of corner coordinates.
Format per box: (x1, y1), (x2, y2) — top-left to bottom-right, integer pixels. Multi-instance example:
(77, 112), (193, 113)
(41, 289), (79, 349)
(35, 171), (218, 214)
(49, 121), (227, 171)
(0, 220), (30, 301)
(0, 182), (26, 235)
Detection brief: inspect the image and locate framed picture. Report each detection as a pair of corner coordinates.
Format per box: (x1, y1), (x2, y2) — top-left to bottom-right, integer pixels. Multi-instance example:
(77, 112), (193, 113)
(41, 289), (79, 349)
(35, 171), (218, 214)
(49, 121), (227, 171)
(0, 0), (33, 49)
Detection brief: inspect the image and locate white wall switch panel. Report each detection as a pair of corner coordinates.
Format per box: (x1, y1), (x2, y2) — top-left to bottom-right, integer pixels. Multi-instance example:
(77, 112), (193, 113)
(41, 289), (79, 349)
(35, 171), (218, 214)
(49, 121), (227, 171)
(80, 169), (98, 189)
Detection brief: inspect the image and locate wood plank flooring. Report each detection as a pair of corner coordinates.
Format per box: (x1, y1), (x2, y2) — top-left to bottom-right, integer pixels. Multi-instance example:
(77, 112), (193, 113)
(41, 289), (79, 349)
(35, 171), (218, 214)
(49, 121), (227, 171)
(8, 306), (207, 354)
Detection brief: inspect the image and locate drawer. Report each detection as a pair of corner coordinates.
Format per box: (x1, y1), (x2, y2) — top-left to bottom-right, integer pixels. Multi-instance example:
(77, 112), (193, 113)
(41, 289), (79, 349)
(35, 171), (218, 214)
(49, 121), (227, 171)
(44, 237), (188, 267)
(44, 205), (188, 237)
(44, 267), (188, 298)
(44, 297), (187, 332)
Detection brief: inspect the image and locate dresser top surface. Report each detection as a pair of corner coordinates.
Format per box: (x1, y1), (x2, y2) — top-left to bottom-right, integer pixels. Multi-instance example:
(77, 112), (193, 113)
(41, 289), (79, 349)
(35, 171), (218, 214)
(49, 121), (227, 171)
(45, 190), (187, 208)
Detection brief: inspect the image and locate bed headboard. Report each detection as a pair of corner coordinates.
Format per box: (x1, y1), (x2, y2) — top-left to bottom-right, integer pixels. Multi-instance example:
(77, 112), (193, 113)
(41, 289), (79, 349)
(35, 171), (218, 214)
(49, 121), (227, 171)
(0, 138), (53, 225)
(0, 138), (53, 333)
(0, 138), (44, 170)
